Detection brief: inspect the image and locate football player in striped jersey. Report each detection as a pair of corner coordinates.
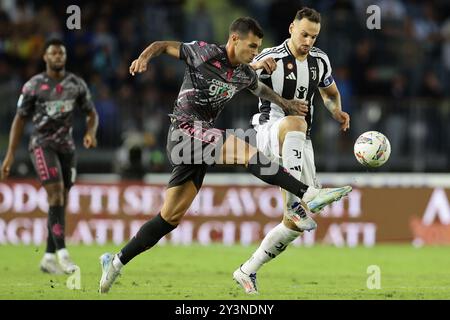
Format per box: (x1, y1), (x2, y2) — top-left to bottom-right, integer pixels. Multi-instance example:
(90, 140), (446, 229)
(234, 8), (352, 294)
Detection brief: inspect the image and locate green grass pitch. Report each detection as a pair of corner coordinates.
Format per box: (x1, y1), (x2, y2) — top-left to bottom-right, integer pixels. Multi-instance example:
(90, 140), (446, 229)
(1, 244), (450, 300)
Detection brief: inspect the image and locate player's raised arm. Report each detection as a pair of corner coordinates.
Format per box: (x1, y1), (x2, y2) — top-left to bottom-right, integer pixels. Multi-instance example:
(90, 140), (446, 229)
(1, 114), (27, 180)
(250, 80), (309, 116)
(129, 41), (181, 76)
(319, 83), (350, 131)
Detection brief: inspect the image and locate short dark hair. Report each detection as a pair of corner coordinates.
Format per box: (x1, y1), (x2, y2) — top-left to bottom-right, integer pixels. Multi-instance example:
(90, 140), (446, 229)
(43, 38), (65, 53)
(295, 7), (321, 23)
(229, 17), (264, 39)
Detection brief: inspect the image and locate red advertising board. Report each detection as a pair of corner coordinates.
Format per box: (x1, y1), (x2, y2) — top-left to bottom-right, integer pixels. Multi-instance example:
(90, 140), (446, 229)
(1, 179), (449, 247)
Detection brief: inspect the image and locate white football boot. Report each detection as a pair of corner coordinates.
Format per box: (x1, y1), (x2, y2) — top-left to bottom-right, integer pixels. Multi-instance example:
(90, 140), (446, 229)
(58, 255), (78, 274)
(303, 185), (353, 213)
(99, 253), (121, 294)
(233, 266), (258, 295)
(285, 200), (317, 231)
(40, 255), (63, 274)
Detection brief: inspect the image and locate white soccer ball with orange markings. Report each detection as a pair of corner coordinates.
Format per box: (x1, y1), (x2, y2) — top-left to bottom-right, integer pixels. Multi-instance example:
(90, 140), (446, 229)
(354, 131), (391, 168)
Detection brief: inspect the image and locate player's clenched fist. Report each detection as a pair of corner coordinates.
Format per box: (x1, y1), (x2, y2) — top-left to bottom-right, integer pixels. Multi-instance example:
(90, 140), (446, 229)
(83, 133), (97, 149)
(129, 56), (149, 76)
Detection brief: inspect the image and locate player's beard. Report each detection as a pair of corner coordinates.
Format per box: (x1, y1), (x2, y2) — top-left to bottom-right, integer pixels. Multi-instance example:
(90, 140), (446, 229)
(300, 45), (310, 55)
(50, 63), (65, 72)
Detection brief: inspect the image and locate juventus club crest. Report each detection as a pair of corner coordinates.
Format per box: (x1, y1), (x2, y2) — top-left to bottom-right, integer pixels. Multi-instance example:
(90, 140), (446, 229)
(310, 66), (317, 81)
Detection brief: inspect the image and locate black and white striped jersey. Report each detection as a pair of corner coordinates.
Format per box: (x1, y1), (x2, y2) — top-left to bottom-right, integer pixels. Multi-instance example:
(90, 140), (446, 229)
(251, 39), (334, 137)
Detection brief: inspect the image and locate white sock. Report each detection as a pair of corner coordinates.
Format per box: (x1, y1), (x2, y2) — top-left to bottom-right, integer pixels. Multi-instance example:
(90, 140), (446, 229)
(44, 253), (56, 260)
(56, 248), (69, 260)
(112, 254), (123, 270)
(282, 131), (306, 206)
(241, 223), (302, 274)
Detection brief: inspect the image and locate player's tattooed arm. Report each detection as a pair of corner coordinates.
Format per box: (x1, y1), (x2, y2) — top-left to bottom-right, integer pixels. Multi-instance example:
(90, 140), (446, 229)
(319, 83), (350, 131)
(129, 41), (181, 76)
(250, 80), (308, 116)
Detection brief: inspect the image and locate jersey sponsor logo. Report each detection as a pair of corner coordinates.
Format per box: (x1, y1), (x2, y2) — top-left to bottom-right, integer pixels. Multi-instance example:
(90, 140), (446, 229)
(259, 74), (271, 79)
(40, 84), (50, 91)
(208, 79), (236, 98)
(295, 86), (307, 99)
(44, 99), (75, 117)
(286, 72), (296, 80)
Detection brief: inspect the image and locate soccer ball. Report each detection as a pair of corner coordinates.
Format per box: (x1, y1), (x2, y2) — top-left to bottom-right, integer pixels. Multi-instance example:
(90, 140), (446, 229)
(354, 131), (391, 168)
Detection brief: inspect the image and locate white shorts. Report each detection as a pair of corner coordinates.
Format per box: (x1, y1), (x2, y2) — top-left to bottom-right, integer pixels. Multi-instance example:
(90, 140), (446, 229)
(252, 115), (320, 187)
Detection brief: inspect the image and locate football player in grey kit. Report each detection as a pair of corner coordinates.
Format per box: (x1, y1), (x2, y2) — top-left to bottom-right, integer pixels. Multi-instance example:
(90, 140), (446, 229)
(1, 39), (98, 274)
(98, 17), (349, 294)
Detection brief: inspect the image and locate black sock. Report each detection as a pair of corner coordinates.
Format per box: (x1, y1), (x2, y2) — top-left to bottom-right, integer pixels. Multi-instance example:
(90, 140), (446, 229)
(247, 151), (309, 199)
(118, 213), (176, 265)
(45, 231), (56, 253)
(48, 206), (66, 250)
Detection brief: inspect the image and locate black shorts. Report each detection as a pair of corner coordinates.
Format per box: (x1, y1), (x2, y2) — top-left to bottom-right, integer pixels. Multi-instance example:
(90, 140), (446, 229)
(166, 121), (225, 190)
(30, 146), (76, 189)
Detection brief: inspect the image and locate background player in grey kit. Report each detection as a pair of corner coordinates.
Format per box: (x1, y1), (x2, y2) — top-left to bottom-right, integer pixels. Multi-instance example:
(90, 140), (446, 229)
(98, 17), (351, 294)
(0, 39), (99, 274)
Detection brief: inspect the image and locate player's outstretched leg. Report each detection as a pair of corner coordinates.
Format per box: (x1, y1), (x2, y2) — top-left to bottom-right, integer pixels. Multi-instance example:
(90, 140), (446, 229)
(99, 252), (121, 293)
(234, 220), (301, 294)
(99, 181), (197, 293)
(277, 116), (352, 228)
(221, 134), (350, 230)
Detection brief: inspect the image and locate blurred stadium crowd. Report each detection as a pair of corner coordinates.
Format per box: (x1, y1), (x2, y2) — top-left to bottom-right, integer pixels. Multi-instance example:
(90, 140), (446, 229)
(0, 0), (449, 177)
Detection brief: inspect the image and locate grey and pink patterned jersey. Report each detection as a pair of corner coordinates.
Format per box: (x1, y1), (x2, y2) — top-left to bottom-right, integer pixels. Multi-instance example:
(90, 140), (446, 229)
(171, 41), (258, 127)
(16, 72), (95, 152)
